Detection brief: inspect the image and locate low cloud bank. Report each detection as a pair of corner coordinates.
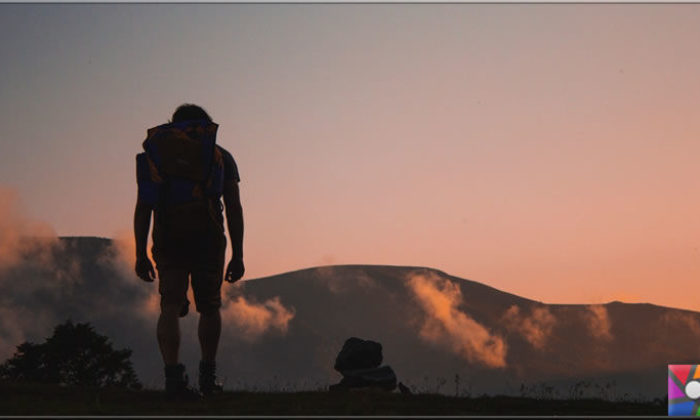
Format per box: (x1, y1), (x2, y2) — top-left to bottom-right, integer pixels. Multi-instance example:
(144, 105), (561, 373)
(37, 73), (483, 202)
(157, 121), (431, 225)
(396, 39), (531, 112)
(407, 271), (507, 368)
(585, 304), (613, 341)
(108, 232), (296, 338)
(222, 295), (295, 341)
(661, 311), (700, 336)
(314, 265), (377, 294)
(502, 305), (557, 349)
(0, 186), (296, 387)
(0, 187), (84, 359)
(0, 187), (57, 271)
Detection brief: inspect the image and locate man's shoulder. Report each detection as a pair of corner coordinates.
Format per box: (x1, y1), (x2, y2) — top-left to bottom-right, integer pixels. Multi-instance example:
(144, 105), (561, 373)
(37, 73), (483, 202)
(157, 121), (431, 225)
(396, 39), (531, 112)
(215, 144), (231, 156)
(216, 145), (236, 163)
(215, 145), (240, 182)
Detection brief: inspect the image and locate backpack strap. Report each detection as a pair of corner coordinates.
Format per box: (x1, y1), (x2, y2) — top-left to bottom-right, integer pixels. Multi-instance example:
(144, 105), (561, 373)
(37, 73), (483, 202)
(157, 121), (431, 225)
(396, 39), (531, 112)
(136, 152), (163, 207)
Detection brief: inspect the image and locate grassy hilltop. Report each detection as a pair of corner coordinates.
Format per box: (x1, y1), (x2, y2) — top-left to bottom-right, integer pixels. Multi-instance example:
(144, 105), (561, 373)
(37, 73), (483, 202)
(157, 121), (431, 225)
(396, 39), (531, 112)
(0, 382), (665, 416)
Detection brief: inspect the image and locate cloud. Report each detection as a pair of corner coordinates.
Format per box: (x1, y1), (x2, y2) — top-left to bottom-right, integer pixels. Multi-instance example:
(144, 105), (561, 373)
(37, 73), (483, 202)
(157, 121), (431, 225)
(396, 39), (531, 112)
(221, 294), (296, 341)
(0, 187), (58, 271)
(105, 228), (296, 337)
(406, 271), (507, 368)
(0, 240), (146, 362)
(314, 265), (377, 294)
(502, 305), (557, 349)
(0, 306), (35, 360)
(99, 230), (159, 320)
(661, 311), (700, 336)
(0, 186), (297, 389)
(0, 188), (157, 378)
(584, 304), (613, 341)
(0, 187), (87, 359)
(0, 186), (79, 286)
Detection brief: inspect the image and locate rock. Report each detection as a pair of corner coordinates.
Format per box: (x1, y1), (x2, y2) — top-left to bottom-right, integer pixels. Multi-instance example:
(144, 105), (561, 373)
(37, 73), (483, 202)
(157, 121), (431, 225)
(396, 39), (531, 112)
(329, 365), (398, 392)
(334, 337), (383, 373)
(331, 337), (397, 392)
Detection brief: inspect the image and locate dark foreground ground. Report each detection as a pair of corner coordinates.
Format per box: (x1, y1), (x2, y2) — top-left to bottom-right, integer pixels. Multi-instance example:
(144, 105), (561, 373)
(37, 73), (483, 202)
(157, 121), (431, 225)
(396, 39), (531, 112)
(0, 382), (666, 416)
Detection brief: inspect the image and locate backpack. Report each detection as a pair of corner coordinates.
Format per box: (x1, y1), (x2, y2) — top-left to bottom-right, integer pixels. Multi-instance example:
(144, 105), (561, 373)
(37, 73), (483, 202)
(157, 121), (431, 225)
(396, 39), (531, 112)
(136, 119), (225, 237)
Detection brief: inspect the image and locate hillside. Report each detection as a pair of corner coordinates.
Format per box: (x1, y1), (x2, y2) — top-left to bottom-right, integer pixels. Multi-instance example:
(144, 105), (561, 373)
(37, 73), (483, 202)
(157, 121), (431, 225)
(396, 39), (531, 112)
(1, 236), (694, 399)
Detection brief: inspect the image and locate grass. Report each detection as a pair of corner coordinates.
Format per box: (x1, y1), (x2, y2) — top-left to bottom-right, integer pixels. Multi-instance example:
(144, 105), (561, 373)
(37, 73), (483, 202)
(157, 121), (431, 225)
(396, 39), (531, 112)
(0, 381), (667, 416)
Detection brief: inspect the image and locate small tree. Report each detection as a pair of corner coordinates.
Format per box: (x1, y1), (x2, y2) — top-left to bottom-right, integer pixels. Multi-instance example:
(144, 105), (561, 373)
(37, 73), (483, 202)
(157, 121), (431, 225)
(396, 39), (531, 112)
(0, 320), (141, 390)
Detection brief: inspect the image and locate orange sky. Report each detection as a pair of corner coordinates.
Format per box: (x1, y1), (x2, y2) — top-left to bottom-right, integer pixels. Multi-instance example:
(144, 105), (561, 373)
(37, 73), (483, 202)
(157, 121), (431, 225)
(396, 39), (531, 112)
(0, 4), (698, 311)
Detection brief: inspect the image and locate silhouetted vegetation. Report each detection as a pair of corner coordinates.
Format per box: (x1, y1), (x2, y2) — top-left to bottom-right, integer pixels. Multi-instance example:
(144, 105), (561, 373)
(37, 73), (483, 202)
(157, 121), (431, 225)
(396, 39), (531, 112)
(0, 321), (668, 414)
(0, 382), (666, 415)
(0, 320), (141, 390)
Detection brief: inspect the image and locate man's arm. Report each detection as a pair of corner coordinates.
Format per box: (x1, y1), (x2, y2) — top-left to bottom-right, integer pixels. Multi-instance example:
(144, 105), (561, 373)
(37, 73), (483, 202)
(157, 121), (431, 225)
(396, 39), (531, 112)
(223, 181), (244, 282)
(134, 198), (156, 282)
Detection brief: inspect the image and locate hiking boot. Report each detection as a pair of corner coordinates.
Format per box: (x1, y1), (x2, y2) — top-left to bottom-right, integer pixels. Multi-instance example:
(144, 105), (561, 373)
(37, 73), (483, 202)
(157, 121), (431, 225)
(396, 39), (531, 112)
(164, 363), (201, 400)
(199, 360), (223, 396)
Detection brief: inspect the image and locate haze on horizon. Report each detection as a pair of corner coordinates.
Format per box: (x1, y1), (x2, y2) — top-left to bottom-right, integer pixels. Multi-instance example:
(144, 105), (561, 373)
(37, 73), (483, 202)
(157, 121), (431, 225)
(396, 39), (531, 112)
(0, 4), (698, 311)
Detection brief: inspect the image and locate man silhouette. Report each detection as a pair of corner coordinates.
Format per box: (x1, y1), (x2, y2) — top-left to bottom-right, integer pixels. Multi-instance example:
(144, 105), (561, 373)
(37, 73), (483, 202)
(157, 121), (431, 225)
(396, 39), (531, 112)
(133, 104), (244, 397)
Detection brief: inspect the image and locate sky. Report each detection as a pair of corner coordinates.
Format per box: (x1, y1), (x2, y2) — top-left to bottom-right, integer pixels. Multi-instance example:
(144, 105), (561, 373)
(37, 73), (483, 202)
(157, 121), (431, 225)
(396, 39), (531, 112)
(0, 4), (699, 311)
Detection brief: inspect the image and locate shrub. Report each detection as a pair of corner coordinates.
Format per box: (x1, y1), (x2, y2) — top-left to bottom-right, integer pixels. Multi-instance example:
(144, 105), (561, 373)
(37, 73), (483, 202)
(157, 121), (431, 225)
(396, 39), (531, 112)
(0, 320), (141, 390)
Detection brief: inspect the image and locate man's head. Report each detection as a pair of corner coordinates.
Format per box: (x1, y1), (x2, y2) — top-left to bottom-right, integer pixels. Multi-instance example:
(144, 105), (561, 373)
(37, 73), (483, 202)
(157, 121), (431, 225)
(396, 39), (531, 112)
(171, 104), (213, 123)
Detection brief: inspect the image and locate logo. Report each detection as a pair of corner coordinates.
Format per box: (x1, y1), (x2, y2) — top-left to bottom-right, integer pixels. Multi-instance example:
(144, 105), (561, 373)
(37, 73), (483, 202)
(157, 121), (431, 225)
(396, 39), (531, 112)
(669, 365), (700, 416)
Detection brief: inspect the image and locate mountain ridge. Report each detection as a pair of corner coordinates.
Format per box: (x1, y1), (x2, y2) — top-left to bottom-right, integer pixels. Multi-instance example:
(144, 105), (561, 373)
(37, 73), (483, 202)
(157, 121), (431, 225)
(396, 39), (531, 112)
(47, 236), (698, 313)
(2, 235), (692, 397)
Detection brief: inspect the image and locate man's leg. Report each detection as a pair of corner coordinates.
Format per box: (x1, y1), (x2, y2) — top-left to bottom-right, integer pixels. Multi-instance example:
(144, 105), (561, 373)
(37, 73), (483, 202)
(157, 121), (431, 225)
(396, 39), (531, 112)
(192, 264), (224, 394)
(198, 309), (221, 363)
(157, 303), (182, 365)
(157, 268), (189, 365)
(157, 267), (201, 397)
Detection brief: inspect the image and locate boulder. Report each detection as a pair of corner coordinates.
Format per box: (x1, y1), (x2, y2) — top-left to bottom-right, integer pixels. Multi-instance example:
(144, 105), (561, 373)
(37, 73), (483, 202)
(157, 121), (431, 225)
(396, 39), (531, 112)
(329, 365), (397, 392)
(331, 337), (397, 392)
(334, 337), (383, 373)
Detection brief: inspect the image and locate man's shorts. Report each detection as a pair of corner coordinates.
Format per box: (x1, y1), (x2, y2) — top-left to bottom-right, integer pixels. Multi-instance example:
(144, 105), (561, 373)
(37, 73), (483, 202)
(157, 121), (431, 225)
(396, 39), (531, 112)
(153, 235), (226, 314)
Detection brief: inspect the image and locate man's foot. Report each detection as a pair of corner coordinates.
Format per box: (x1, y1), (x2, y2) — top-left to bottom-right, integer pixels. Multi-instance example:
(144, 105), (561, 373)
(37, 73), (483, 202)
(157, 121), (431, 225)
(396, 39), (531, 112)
(199, 360), (224, 396)
(164, 363), (201, 400)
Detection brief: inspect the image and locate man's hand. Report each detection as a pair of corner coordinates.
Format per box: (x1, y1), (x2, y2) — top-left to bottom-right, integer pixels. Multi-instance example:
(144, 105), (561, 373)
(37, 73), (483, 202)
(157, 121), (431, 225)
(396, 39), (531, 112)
(135, 257), (156, 282)
(225, 258), (245, 283)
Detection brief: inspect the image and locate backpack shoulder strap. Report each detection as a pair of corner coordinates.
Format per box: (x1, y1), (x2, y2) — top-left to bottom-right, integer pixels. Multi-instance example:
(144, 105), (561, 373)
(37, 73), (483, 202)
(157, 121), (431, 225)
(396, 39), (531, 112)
(136, 152), (163, 206)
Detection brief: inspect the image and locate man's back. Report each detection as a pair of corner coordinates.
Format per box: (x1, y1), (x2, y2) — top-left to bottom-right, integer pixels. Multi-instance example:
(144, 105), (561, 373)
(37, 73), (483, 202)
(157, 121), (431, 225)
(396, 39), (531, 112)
(147, 144), (240, 266)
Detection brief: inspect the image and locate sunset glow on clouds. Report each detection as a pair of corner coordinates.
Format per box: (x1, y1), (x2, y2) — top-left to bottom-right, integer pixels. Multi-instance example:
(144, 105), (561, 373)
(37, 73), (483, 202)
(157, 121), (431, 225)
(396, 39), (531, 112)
(584, 305), (613, 341)
(0, 187), (296, 365)
(109, 226), (295, 338)
(0, 187), (57, 270)
(221, 295), (295, 341)
(502, 305), (557, 349)
(407, 271), (507, 368)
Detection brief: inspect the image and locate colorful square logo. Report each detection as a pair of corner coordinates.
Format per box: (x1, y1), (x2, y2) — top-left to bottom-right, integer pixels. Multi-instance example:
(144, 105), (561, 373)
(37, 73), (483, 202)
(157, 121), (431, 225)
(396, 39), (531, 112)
(669, 365), (700, 416)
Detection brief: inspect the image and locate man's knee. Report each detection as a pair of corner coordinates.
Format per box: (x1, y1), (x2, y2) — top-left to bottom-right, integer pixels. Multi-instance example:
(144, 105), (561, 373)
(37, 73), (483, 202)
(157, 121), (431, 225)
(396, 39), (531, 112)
(196, 301), (221, 315)
(160, 303), (183, 317)
(192, 274), (222, 315)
